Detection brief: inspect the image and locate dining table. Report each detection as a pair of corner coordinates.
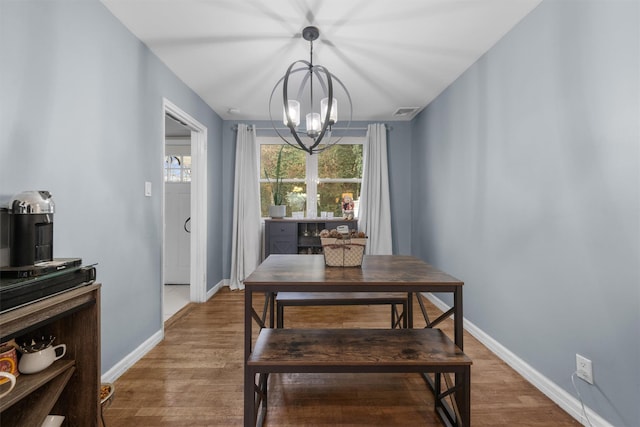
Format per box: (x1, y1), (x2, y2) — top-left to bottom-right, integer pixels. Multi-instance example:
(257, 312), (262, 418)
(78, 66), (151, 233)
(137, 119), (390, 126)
(243, 254), (468, 426)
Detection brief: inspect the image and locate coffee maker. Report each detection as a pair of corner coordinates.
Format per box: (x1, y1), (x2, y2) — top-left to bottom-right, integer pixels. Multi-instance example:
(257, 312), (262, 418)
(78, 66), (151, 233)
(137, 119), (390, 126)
(0, 191), (96, 312)
(9, 190), (55, 267)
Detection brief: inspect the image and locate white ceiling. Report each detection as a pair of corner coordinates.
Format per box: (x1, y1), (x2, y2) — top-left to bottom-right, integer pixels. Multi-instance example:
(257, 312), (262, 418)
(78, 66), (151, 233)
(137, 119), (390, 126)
(102, 0), (542, 122)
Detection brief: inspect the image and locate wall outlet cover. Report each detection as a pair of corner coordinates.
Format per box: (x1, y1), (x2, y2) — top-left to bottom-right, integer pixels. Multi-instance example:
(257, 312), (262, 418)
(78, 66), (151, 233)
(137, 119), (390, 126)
(576, 354), (593, 384)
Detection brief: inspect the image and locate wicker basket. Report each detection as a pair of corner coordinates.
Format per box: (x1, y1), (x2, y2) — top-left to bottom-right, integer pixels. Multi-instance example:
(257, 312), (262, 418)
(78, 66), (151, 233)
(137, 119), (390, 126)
(321, 237), (366, 267)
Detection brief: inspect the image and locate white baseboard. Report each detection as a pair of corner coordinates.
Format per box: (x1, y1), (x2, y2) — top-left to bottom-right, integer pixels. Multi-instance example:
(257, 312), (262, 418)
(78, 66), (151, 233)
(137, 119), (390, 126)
(422, 293), (613, 427)
(101, 329), (163, 384)
(207, 279), (226, 300)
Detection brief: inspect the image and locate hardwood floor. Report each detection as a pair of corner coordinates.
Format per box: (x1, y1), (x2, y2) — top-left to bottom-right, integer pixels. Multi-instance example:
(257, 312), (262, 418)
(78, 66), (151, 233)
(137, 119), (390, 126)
(103, 287), (579, 426)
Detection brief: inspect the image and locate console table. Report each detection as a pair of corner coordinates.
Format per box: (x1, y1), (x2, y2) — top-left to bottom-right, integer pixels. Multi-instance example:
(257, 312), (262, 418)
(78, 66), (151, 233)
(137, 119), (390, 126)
(0, 283), (101, 426)
(244, 255), (470, 427)
(264, 218), (357, 257)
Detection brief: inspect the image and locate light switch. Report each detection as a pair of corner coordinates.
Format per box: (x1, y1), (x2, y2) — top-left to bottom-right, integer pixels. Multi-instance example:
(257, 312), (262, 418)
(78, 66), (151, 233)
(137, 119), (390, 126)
(145, 181), (152, 197)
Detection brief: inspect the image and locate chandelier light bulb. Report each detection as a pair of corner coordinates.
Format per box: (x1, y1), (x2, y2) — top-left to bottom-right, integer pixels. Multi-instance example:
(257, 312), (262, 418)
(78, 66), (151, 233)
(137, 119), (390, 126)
(283, 100), (300, 127)
(306, 112), (321, 137)
(321, 97), (337, 125)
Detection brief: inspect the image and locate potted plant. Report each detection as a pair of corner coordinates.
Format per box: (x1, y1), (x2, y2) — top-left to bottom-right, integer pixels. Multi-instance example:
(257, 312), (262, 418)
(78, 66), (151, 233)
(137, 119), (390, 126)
(265, 145), (287, 218)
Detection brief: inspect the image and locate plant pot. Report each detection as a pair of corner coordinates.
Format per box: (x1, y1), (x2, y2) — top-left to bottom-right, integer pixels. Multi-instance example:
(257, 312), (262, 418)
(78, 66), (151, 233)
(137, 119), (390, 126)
(268, 205), (286, 218)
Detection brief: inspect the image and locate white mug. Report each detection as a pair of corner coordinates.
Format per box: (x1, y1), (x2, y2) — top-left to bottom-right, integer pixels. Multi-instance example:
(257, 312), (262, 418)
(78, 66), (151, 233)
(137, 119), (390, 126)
(0, 371), (16, 398)
(19, 344), (66, 374)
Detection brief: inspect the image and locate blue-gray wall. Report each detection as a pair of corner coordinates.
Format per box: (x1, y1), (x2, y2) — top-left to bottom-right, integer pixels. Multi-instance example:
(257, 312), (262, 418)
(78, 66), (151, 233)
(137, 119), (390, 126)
(411, 1), (639, 425)
(0, 0), (223, 373)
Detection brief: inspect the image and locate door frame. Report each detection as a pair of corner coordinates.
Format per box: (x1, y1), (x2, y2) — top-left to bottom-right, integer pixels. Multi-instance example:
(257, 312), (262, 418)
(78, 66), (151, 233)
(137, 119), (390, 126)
(162, 98), (208, 310)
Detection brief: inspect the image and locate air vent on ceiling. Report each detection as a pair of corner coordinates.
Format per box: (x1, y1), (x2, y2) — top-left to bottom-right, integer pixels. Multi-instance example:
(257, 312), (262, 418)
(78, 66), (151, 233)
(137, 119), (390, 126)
(392, 107), (420, 118)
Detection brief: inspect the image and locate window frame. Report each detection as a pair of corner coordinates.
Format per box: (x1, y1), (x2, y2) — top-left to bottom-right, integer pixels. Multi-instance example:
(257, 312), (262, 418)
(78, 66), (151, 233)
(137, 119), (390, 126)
(258, 136), (365, 218)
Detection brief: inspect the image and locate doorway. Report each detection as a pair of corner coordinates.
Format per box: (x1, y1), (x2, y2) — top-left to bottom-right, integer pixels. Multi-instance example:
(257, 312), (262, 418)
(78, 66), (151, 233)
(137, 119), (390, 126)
(164, 115), (191, 321)
(162, 99), (208, 325)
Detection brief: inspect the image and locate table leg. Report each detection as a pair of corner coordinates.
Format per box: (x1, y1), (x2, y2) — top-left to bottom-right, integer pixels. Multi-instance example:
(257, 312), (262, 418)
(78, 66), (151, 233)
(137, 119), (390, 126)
(416, 292), (432, 327)
(453, 287), (467, 427)
(454, 287), (463, 350)
(460, 366), (471, 427)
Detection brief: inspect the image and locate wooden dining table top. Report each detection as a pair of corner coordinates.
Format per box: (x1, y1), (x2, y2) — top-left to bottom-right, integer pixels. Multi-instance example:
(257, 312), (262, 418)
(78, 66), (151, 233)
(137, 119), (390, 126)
(244, 255), (463, 291)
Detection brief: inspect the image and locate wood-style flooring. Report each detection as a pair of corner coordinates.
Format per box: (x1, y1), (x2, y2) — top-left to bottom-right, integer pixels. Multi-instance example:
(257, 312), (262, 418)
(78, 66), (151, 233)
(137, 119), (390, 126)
(103, 287), (579, 426)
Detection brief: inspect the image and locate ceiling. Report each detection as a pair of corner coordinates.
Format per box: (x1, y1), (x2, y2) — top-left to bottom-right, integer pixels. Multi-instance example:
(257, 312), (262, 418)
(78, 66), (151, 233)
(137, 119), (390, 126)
(102, 0), (541, 122)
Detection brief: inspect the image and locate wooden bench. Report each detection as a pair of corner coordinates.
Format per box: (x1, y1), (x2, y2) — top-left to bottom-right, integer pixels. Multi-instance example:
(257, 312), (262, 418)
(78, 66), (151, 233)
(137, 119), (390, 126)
(275, 292), (410, 328)
(246, 328), (472, 427)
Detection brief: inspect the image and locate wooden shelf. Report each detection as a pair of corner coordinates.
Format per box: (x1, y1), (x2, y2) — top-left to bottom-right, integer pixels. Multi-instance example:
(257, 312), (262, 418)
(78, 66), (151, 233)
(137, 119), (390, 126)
(0, 359), (75, 412)
(0, 283), (101, 427)
(0, 360), (76, 427)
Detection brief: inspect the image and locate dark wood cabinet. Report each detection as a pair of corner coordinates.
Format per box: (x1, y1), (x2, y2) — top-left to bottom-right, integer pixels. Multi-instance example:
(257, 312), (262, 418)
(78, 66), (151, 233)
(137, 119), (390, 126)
(264, 219), (358, 258)
(0, 283), (101, 427)
(265, 222), (298, 255)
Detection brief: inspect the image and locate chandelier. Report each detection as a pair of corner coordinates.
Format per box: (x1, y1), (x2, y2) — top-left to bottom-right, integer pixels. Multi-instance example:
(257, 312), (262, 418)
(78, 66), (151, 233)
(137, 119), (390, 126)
(269, 26), (352, 155)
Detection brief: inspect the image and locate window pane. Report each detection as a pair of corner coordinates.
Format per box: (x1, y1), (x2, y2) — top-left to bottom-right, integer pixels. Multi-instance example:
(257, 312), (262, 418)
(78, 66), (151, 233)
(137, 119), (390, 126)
(260, 182), (307, 217)
(169, 168), (181, 182)
(164, 154), (192, 183)
(260, 144), (306, 180)
(317, 182), (361, 218)
(182, 167), (192, 182)
(285, 184), (307, 214)
(318, 144), (363, 179)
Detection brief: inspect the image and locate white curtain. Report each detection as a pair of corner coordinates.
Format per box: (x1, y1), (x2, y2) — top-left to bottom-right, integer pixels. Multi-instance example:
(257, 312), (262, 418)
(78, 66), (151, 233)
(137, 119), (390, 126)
(359, 123), (393, 255)
(229, 124), (261, 290)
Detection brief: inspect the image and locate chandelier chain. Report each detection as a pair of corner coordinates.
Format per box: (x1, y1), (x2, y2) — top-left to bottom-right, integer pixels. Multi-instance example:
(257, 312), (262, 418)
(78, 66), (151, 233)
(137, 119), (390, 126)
(309, 39), (314, 112)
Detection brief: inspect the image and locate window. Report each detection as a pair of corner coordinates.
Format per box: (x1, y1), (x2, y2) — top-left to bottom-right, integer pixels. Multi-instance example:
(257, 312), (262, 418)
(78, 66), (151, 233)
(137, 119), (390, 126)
(259, 137), (364, 218)
(164, 144), (191, 183)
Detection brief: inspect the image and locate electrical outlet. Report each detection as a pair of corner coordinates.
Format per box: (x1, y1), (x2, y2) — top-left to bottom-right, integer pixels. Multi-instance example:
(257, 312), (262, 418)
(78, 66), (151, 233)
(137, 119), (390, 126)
(576, 354), (593, 384)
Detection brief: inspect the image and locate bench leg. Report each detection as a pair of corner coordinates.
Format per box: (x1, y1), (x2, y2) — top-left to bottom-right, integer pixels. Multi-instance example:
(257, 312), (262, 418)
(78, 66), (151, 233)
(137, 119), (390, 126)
(391, 302), (409, 329)
(431, 370), (471, 427)
(277, 303), (284, 328)
(402, 301), (408, 328)
(269, 293), (275, 328)
(256, 373), (269, 427)
(245, 370), (269, 427)
(391, 304), (398, 328)
(408, 292), (414, 328)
